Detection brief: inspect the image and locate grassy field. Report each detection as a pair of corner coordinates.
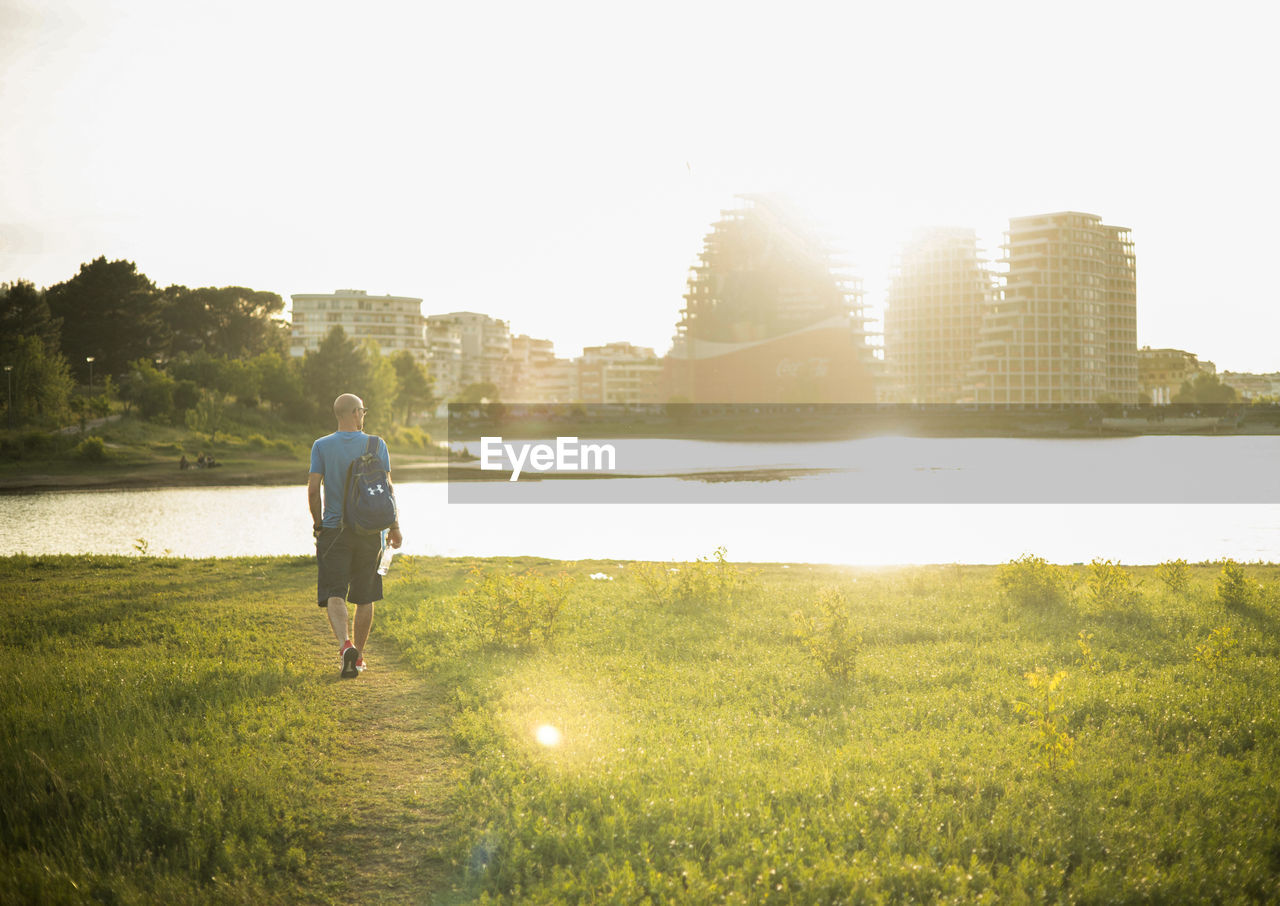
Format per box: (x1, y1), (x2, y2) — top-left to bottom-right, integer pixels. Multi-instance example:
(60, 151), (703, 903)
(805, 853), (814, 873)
(3, 554), (1279, 904)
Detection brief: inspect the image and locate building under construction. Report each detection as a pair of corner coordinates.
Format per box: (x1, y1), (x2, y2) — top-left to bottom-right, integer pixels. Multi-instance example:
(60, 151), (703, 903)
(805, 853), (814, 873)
(884, 227), (994, 403)
(665, 195), (878, 403)
(971, 212), (1138, 404)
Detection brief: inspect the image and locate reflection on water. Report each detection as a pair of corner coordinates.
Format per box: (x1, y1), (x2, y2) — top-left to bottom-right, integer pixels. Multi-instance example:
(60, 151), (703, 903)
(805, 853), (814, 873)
(1, 482), (1277, 564)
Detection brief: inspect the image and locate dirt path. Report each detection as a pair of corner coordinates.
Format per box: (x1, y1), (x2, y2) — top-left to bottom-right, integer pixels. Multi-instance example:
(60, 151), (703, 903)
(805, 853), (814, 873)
(307, 630), (467, 904)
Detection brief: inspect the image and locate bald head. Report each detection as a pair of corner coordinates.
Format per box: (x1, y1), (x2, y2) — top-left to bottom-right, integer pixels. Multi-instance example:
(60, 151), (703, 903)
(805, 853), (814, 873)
(333, 393), (367, 430)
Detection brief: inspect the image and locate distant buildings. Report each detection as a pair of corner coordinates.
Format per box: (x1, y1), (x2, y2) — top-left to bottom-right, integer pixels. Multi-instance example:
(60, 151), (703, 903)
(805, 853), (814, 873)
(1219, 371), (1280, 400)
(289, 209), (1266, 410)
(969, 212), (1138, 405)
(884, 227), (994, 403)
(1139, 347), (1213, 405)
(425, 312), (512, 402)
(666, 195), (878, 403)
(578, 343), (663, 405)
(289, 289), (428, 366)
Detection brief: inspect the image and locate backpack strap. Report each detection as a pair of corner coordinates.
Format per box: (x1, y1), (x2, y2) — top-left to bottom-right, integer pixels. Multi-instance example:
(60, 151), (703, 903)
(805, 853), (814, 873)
(366, 435), (380, 458)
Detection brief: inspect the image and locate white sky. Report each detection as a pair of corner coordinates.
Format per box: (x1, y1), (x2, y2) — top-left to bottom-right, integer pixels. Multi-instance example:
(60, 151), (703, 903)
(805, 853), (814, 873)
(2, 0), (1277, 371)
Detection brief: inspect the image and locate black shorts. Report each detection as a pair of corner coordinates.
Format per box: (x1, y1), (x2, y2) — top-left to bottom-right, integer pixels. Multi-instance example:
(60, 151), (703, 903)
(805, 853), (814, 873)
(316, 526), (383, 607)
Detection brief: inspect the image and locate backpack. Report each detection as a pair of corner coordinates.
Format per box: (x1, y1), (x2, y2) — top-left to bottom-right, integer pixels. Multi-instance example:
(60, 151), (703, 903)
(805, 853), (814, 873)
(342, 435), (398, 535)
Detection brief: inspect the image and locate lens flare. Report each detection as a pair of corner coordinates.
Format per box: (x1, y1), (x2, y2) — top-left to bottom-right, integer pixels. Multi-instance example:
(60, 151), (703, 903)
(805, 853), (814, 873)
(535, 724), (562, 747)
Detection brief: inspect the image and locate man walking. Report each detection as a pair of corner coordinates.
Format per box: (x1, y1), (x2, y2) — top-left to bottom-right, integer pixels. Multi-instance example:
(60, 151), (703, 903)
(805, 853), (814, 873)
(308, 392), (403, 678)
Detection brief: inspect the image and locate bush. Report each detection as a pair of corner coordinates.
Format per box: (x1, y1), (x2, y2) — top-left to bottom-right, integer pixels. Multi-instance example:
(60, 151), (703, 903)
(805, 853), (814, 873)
(248, 434), (270, 449)
(997, 554), (1068, 610)
(1085, 559), (1142, 610)
(1216, 560), (1258, 609)
(792, 587), (862, 680)
(630, 547), (753, 608)
(75, 436), (108, 462)
(1192, 625), (1237, 670)
(459, 565), (574, 648)
(18, 430), (60, 455)
(1157, 558), (1190, 595)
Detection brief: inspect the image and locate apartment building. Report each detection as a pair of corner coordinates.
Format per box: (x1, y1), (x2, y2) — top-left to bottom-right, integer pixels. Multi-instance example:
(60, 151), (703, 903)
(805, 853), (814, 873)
(507, 334), (557, 401)
(971, 212), (1138, 405)
(579, 342), (663, 405)
(289, 289), (427, 365)
(1138, 347), (1213, 405)
(1219, 371), (1280, 400)
(883, 227), (994, 403)
(425, 312), (511, 401)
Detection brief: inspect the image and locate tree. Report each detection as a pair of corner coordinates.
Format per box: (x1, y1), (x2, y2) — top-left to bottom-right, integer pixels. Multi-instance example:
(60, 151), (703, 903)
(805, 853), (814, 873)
(360, 341), (399, 429)
(254, 351), (307, 416)
(119, 359), (176, 421)
(301, 327), (374, 422)
(0, 281), (62, 360)
(45, 258), (165, 378)
(389, 351), (436, 424)
(1173, 372), (1238, 405)
(7, 335), (75, 426)
(161, 285), (288, 358)
(185, 391), (227, 441)
(457, 382), (500, 404)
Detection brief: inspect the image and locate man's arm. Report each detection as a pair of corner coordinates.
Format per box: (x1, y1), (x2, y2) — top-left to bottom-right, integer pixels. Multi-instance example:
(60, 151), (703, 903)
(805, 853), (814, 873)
(308, 472), (323, 533)
(386, 470), (403, 549)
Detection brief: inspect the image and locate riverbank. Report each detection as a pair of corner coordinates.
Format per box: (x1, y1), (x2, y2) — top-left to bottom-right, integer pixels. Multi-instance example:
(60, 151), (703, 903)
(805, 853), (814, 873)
(0, 455), (453, 493)
(6, 554), (1278, 903)
(0, 414), (451, 493)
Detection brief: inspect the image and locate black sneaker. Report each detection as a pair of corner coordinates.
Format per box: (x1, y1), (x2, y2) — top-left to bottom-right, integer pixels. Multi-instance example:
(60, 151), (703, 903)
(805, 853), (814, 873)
(341, 644), (360, 679)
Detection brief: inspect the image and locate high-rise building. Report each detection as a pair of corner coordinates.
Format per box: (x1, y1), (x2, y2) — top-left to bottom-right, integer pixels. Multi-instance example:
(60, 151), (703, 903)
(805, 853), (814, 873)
(665, 195), (878, 403)
(289, 289), (427, 365)
(884, 227), (994, 403)
(971, 212), (1137, 405)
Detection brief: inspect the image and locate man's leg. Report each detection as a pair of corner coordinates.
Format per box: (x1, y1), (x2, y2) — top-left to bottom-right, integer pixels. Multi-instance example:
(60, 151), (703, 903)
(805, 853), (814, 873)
(353, 602), (375, 654)
(326, 596), (350, 646)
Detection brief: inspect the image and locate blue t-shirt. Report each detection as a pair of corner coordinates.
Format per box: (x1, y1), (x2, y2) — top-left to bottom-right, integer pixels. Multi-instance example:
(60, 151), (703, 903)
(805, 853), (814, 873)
(309, 431), (391, 528)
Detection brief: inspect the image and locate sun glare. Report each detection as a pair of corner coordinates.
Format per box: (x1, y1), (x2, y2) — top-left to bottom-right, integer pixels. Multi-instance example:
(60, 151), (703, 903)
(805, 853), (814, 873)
(534, 724), (563, 747)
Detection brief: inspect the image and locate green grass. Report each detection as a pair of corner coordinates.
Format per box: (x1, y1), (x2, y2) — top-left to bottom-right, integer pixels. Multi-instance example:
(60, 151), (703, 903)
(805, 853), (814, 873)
(381, 558), (1280, 904)
(3, 555), (1279, 904)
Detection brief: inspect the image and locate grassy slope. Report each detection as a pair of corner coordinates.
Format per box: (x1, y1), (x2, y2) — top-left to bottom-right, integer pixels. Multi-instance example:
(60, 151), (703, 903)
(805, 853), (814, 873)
(3, 556), (1279, 904)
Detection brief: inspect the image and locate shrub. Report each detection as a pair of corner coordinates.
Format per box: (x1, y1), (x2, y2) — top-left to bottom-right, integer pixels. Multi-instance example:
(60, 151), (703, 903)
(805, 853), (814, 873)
(248, 433), (270, 449)
(1076, 629), (1101, 672)
(1085, 559), (1142, 610)
(1216, 560), (1258, 609)
(270, 439), (296, 455)
(18, 430), (60, 455)
(792, 587), (862, 680)
(1014, 668), (1075, 774)
(630, 547), (752, 608)
(459, 565), (574, 648)
(997, 554), (1068, 610)
(1192, 625), (1237, 670)
(1156, 558), (1190, 595)
(75, 436), (108, 462)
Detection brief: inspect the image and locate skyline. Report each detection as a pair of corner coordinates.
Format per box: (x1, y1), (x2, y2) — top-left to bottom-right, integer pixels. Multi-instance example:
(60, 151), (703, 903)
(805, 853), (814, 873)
(3, 1), (1278, 372)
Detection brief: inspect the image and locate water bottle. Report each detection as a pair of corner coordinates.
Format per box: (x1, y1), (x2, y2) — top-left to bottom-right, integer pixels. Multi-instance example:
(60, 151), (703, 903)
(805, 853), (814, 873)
(377, 544), (395, 576)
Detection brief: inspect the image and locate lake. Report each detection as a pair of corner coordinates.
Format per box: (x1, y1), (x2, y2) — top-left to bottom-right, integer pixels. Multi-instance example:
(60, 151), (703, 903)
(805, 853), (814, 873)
(3, 437), (1278, 563)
